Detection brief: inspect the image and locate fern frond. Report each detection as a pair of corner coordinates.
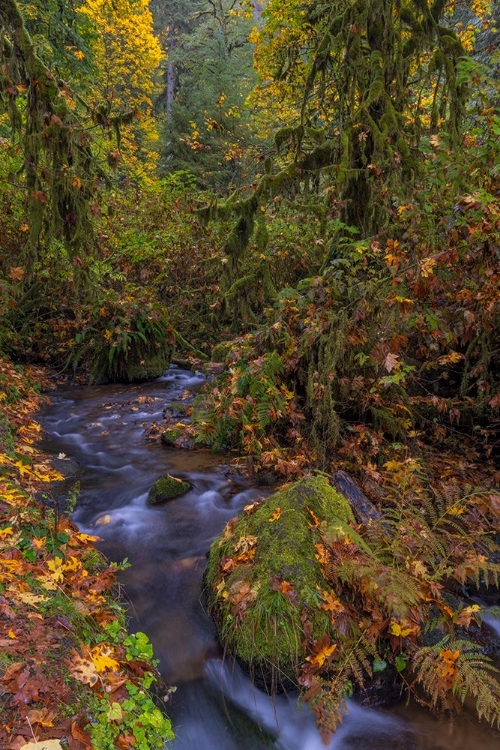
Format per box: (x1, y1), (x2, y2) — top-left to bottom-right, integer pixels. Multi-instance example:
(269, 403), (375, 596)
(413, 638), (500, 729)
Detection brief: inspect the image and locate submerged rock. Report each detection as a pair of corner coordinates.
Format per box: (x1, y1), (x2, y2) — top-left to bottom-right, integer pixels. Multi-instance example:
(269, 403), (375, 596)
(204, 475), (364, 691)
(147, 474), (191, 505)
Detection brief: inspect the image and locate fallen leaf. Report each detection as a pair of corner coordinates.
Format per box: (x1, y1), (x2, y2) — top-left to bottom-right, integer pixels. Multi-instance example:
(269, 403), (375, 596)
(268, 507), (282, 522)
(92, 646), (120, 673)
(68, 651), (99, 687)
(384, 352), (399, 373)
(26, 707), (56, 727)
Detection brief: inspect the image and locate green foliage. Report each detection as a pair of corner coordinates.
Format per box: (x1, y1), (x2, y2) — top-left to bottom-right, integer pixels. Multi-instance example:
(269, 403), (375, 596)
(17, 0), (97, 87)
(155, 0), (263, 190)
(0, 0), (104, 275)
(69, 288), (172, 383)
(88, 643), (174, 750)
(86, 627), (174, 749)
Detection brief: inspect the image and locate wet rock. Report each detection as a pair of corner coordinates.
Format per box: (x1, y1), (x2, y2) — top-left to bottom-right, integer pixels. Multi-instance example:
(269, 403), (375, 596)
(147, 474), (191, 505)
(161, 426), (187, 446)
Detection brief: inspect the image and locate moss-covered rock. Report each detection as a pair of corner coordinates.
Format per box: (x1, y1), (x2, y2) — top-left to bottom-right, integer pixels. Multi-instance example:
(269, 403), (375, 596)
(205, 475), (365, 691)
(87, 346), (171, 384)
(161, 426), (186, 447)
(147, 474), (191, 505)
(161, 424), (196, 449)
(122, 349), (171, 383)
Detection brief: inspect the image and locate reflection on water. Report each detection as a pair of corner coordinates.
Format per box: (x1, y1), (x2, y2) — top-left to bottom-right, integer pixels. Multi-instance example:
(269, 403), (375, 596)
(41, 366), (500, 750)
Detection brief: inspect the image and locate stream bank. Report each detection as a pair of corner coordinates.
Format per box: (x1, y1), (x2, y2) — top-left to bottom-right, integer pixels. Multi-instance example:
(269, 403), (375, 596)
(40, 366), (500, 750)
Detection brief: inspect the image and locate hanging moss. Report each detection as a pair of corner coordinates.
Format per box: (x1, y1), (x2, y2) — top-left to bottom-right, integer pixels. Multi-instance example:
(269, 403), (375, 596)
(0, 0), (104, 279)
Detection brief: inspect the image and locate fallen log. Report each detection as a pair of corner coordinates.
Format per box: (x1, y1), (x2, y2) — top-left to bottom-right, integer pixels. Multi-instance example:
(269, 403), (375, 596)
(329, 470), (382, 524)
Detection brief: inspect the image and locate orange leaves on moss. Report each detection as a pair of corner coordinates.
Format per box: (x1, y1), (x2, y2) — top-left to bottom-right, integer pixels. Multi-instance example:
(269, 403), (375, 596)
(304, 634), (337, 671)
(268, 506), (282, 522)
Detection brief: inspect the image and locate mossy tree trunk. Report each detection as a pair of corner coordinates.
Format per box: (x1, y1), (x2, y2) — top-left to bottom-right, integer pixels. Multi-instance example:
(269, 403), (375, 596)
(0, 0), (100, 281)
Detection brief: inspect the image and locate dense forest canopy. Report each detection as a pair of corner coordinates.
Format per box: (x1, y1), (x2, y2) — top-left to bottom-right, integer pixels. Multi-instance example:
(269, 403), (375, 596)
(0, 0), (499, 745)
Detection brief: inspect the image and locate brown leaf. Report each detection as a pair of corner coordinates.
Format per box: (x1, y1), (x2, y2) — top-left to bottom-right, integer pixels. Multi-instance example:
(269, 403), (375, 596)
(71, 722), (92, 748)
(32, 190), (49, 204)
(384, 352), (399, 373)
(68, 650), (98, 687)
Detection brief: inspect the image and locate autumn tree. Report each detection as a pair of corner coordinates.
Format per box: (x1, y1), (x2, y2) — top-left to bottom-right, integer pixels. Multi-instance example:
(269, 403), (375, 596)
(248, 0), (476, 235)
(81, 0), (163, 175)
(195, 0), (499, 460)
(16, 0), (96, 88)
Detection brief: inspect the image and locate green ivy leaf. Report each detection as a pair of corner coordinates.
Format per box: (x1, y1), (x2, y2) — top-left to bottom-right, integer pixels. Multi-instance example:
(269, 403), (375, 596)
(373, 657), (388, 673)
(395, 654), (407, 672)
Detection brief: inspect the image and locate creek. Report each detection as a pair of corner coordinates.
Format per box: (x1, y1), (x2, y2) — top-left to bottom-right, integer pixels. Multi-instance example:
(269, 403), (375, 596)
(40, 366), (500, 750)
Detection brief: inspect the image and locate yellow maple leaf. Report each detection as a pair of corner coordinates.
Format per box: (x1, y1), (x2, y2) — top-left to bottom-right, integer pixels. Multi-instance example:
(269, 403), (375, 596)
(268, 507), (282, 522)
(63, 556), (82, 573)
(47, 557), (65, 583)
(15, 591), (50, 608)
(74, 532), (101, 543)
(13, 459), (34, 478)
(390, 620), (418, 638)
(455, 604), (481, 627)
(92, 646), (120, 673)
(306, 643), (337, 668)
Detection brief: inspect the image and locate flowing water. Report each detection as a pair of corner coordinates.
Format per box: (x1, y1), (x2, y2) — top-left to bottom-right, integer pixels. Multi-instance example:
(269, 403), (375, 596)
(40, 366), (500, 750)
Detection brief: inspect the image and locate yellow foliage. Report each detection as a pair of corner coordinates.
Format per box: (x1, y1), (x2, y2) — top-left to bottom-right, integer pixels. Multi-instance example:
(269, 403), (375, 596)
(92, 645), (120, 673)
(81, 0), (163, 176)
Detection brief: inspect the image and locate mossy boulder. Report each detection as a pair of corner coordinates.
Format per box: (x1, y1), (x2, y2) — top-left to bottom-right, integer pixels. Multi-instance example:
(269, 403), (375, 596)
(122, 349), (171, 383)
(147, 474), (191, 505)
(205, 475), (367, 691)
(88, 346), (171, 384)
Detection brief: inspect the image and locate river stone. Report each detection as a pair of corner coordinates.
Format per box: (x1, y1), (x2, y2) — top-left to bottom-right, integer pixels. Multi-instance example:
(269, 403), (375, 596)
(147, 474), (191, 505)
(205, 475), (365, 692)
(161, 426), (187, 447)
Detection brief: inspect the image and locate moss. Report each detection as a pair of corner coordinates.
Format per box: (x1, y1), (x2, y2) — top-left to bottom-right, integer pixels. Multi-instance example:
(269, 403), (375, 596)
(89, 344), (170, 385)
(205, 475), (366, 688)
(161, 426), (186, 447)
(147, 474), (191, 505)
(123, 349), (170, 383)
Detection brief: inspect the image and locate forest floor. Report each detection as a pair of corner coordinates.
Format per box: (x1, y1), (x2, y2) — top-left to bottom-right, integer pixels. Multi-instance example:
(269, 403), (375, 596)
(0, 358), (172, 750)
